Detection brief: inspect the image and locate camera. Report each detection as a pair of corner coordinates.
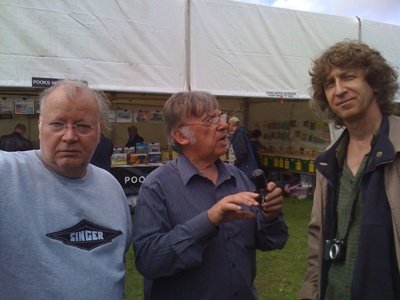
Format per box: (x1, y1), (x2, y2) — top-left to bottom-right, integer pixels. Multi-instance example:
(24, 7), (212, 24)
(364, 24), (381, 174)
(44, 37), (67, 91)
(323, 239), (346, 263)
(251, 169), (267, 205)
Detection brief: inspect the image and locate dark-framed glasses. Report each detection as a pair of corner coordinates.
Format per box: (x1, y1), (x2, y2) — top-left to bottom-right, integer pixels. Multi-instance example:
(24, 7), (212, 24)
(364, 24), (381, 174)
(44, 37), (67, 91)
(46, 122), (97, 136)
(182, 112), (227, 128)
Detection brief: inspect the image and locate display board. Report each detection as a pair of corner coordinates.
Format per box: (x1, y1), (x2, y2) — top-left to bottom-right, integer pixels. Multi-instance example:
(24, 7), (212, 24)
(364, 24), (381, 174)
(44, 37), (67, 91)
(248, 100), (330, 157)
(110, 164), (161, 196)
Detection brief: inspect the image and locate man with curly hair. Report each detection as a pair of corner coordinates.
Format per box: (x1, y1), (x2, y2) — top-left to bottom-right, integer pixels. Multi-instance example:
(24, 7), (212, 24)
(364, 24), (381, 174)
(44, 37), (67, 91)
(298, 40), (400, 300)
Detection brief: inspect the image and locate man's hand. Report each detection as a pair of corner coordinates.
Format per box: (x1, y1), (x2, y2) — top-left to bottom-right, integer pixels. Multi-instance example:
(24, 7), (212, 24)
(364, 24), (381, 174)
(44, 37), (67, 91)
(260, 182), (283, 221)
(207, 192), (259, 226)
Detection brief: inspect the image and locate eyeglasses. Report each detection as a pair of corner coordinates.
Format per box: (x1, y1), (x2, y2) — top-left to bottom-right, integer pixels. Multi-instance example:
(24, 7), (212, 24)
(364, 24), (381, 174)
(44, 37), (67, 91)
(45, 122), (97, 136)
(181, 112), (227, 128)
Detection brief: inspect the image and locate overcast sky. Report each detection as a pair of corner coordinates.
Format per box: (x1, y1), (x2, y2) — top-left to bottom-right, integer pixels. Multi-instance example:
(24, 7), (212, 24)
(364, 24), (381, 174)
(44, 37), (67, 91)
(236, 0), (400, 25)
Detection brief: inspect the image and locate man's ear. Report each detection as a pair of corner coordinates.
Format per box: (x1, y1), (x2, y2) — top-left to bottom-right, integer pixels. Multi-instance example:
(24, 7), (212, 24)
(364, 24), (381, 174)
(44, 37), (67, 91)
(172, 129), (190, 146)
(38, 116), (42, 136)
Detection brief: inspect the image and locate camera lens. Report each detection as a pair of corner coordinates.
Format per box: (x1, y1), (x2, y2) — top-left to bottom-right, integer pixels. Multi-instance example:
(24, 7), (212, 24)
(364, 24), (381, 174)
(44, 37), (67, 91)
(329, 243), (341, 260)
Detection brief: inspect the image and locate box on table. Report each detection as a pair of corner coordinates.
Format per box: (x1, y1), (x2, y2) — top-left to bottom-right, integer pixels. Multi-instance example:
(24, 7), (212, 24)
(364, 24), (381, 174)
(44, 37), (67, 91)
(148, 152), (161, 163)
(111, 153), (127, 165)
(135, 143), (148, 154)
(148, 142), (160, 153)
(161, 150), (171, 161)
(129, 153), (147, 164)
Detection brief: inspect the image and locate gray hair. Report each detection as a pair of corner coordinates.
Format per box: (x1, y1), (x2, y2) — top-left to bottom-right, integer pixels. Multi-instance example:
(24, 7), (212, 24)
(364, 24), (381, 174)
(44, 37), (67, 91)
(163, 91), (218, 152)
(38, 80), (111, 130)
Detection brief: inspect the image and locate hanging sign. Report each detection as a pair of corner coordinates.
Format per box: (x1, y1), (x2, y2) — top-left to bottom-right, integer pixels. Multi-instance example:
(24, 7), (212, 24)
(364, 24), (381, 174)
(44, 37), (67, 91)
(32, 77), (61, 88)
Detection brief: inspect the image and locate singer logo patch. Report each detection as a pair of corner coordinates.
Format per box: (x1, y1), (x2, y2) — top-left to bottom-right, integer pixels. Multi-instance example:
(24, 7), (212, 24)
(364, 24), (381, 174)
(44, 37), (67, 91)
(46, 219), (122, 251)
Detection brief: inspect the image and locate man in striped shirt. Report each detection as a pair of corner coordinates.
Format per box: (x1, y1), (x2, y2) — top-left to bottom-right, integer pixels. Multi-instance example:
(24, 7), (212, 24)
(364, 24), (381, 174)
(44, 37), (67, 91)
(133, 91), (288, 300)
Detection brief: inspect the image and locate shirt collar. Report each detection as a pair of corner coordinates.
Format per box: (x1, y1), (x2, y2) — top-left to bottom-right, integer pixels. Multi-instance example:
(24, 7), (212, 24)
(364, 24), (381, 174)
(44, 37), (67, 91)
(176, 154), (235, 186)
(335, 128), (379, 170)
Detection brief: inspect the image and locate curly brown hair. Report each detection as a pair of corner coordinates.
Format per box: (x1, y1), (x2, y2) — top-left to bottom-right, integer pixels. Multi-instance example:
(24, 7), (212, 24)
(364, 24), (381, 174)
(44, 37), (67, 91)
(309, 40), (399, 126)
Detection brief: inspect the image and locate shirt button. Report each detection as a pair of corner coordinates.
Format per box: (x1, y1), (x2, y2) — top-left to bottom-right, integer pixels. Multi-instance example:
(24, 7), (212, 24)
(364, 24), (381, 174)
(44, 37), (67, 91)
(232, 263), (236, 268)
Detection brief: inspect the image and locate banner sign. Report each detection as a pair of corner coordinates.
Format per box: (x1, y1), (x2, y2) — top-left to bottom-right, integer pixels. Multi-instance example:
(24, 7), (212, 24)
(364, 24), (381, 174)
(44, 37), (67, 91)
(110, 165), (160, 196)
(32, 77), (61, 88)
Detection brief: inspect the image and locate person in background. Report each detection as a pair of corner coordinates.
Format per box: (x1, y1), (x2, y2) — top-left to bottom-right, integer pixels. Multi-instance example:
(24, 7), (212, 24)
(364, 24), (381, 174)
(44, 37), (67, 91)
(125, 125), (144, 148)
(133, 91), (288, 300)
(0, 80), (132, 299)
(249, 129), (268, 170)
(228, 116), (258, 178)
(0, 123), (34, 151)
(298, 41), (400, 300)
(90, 133), (114, 171)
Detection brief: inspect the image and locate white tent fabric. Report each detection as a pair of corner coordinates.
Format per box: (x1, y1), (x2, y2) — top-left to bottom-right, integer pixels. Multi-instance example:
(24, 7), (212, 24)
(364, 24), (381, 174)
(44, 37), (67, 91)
(0, 0), (186, 93)
(361, 19), (400, 78)
(190, 0), (358, 99)
(0, 0), (399, 100)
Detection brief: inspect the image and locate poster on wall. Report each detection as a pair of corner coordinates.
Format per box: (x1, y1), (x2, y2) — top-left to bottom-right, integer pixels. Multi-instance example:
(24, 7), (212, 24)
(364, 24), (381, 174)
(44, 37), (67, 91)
(116, 110), (132, 123)
(149, 110), (164, 123)
(0, 97), (14, 119)
(15, 98), (35, 114)
(134, 110), (149, 123)
(105, 110), (116, 123)
(34, 98), (40, 114)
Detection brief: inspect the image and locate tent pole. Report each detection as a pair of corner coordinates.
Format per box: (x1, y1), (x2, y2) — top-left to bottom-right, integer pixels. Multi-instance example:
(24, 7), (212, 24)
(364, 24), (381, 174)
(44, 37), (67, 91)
(185, 0), (191, 91)
(356, 16), (362, 42)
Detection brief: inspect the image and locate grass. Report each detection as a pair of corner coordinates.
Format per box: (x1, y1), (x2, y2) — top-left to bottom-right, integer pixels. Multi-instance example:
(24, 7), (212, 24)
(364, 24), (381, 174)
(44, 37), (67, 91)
(124, 196), (313, 300)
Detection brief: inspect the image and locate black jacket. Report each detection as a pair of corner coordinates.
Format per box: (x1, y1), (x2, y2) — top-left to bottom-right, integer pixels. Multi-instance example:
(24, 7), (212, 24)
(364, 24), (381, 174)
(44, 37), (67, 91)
(316, 116), (400, 299)
(0, 132), (33, 151)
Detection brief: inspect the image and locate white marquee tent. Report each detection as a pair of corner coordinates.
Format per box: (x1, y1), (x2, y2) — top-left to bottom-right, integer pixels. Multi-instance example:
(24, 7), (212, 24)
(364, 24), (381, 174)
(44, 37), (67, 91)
(0, 0), (399, 100)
